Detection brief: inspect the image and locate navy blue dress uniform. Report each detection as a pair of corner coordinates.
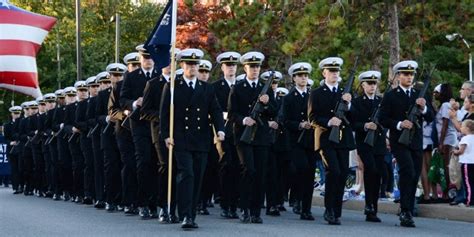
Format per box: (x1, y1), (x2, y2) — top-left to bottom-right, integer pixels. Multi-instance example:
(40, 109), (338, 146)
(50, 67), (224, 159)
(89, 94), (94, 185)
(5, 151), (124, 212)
(3, 106), (23, 193)
(95, 71), (122, 211)
(27, 100), (44, 196)
(228, 51), (278, 223)
(308, 57), (356, 225)
(40, 93), (57, 198)
(120, 45), (160, 218)
(261, 71), (285, 217)
(160, 48), (225, 229)
(212, 51), (241, 219)
(76, 77), (97, 204)
(34, 96), (49, 197)
(141, 73), (177, 222)
(282, 63), (316, 220)
(23, 101), (39, 196)
(350, 71), (387, 222)
(379, 61), (434, 227)
(107, 63), (138, 214)
(48, 90), (65, 200)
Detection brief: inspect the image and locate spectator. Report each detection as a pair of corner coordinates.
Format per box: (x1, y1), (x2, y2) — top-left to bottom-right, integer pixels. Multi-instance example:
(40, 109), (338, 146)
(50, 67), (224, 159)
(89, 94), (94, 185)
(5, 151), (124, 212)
(453, 119), (474, 207)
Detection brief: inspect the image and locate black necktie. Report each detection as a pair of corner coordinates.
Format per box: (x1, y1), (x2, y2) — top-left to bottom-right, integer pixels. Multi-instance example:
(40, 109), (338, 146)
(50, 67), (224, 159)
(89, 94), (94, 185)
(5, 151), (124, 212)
(332, 87), (337, 93)
(251, 82), (256, 89)
(146, 72), (151, 79)
(189, 81), (194, 89)
(406, 89), (410, 98)
(302, 92), (307, 97)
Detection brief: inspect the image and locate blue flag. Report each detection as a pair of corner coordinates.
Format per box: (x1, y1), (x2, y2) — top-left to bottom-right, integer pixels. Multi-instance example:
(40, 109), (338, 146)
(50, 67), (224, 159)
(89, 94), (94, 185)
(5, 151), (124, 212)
(145, 0), (173, 72)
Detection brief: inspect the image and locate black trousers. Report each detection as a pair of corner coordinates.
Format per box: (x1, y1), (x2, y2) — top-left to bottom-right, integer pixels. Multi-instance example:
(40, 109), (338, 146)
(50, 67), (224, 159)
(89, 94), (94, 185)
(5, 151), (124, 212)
(391, 143), (422, 213)
(265, 150), (278, 209)
(359, 150), (386, 212)
(103, 135), (122, 205)
(131, 120), (157, 208)
(32, 144), (45, 193)
(8, 153), (20, 190)
(58, 137), (73, 194)
(80, 135), (95, 199)
(92, 133), (105, 201)
(155, 140), (177, 214)
(175, 150), (207, 220)
(116, 130), (137, 206)
(42, 144), (52, 193)
(236, 143), (268, 217)
(321, 147), (349, 218)
(22, 147), (34, 192)
(69, 137), (84, 198)
(200, 143), (219, 207)
(218, 139), (239, 211)
(49, 139), (60, 195)
(291, 147), (316, 213)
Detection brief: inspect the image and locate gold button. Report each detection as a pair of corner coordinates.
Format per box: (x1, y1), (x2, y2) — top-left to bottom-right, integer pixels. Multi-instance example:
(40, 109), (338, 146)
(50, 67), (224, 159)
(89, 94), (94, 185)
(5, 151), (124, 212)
(302, 119), (305, 121)
(185, 117), (188, 120)
(197, 117), (200, 121)
(185, 126), (189, 130)
(248, 104), (252, 108)
(197, 126), (200, 130)
(301, 112), (304, 115)
(197, 108), (200, 111)
(186, 108), (189, 111)
(331, 110), (334, 112)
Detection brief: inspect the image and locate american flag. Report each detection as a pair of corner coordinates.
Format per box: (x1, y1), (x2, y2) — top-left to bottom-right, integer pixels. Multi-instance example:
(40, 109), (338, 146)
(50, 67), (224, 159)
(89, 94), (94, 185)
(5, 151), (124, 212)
(0, 0), (56, 98)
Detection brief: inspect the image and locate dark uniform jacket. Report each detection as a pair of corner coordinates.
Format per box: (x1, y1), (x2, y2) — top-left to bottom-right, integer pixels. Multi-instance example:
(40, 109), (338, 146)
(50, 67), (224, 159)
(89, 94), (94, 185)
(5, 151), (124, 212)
(52, 105), (67, 139)
(351, 94), (387, 155)
(228, 78), (277, 146)
(86, 96), (99, 137)
(75, 99), (90, 137)
(96, 88), (115, 149)
(141, 75), (168, 144)
(160, 77), (225, 152)
(63, 102), (79, 143)
(379, 86), (434, 151)
(108, 80), (129, 136)
(211, 78), (234, 139)
(308, 83), (355, 150)
(281, 87), (313, 149)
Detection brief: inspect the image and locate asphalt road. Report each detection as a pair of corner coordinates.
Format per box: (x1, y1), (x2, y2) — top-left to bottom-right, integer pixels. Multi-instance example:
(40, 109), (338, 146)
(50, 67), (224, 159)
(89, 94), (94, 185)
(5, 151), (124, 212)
(0, 187), (472, 237)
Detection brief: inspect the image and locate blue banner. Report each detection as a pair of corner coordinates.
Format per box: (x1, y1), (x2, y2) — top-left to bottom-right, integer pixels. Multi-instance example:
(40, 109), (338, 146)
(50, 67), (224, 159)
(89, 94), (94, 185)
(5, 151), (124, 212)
(145, 0), (173, 72)
(0, 135), (10, 175)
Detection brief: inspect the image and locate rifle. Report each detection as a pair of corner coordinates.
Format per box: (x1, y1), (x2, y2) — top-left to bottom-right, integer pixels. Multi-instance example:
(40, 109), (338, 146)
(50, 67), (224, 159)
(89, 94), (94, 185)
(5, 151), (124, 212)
(240, 70), (277, 144)
(328, 57), (359, 143)
(45, 126), (64, 145)
(68, 132), (79, 143)
(31, 131), (42, 145)
(398, 72), (432, 146)
(363, 79), (394, 147)
(102, 121), (113, 134)
(87, 123), (99, 138)
(121, 109), (137, 131)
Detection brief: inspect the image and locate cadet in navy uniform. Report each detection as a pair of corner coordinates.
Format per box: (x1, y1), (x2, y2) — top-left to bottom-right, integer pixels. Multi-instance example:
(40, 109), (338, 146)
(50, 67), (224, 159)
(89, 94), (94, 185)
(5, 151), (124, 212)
(49, 90), (65, 200)
(34, 96), (48, 197)
(282, 62), (315, 221)
(350, 71), (387, 222)
(96, 70), (122, 212)
(308, 57), (355, 225)
(160, 48), (225, 229)
(120, 44), (160, 219)
(76, 77), (99, 204)
(228, 51), (277, 224)
(3, 106), (23, 194)
(27, 98), (44, 197)
(109, 61), (139, 215)
(212, 51), (241, 219)
(140, 59), (178, 223)
(379, 61), (433, 227)
(40, 94), (57, 198)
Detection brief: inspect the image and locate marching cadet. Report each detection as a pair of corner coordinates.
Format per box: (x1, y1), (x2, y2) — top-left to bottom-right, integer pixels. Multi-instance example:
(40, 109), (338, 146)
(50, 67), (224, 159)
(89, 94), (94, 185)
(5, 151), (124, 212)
(228, 51), (277, 224)
(197, 58), (219, 215)
(33, 96), (48, 197)
(350, 71), (387, 222)
(308, 57), (355, 225)
(141, 61), (177, 222)
(160, 48), (225, 229)
(22, 101), (38, 196)
(28, 98), (44, 197)
(49, 90), (65, 200)
(281, 62), (316, 221)
(95, 70), (122, 212)
(76, 77), (99, 204)
(120, 44), (160, 219)
(3, 105), (23, 194)
(41, 93), (57, 198)
(64, 81), (86, 203)
(212, 51), (241, 219)
(88, 74), (106, 209)
(123, 52), (141, 72)
(57, 87), (77, 201)
(107, 63), (137, 214)
(379, 61), (433, 227)
(260, 70), (284, 217)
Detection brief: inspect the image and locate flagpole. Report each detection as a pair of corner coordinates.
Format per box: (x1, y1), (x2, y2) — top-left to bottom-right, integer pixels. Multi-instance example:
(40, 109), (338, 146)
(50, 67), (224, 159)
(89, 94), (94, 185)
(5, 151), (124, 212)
(167, 0), (178, 214)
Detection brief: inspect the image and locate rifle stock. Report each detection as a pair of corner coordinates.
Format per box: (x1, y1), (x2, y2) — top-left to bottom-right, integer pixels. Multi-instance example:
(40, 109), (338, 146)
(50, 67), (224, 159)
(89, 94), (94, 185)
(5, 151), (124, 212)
(87, 123), (99, 138)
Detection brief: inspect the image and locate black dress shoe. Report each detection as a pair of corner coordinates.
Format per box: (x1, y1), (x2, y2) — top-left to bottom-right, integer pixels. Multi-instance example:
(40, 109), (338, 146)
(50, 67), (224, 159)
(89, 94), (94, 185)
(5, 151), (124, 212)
(53, 194), (61, 201)
(221, 209), (231, 218)
(399, 211), (416, 227)
(229, 209), (239, 219)
(364, 205), (375, 215)
(181, 217), (194, 229)
(150, 208), (159, 219)
(106, 203), (117, 212)
(75, 196), (83, 204)
(278, 205), (287, 212)
(159, 209), (169, 223)
(45, 191), (54, 198)
(450, 200), (462, 206)
(250, 216), (263, 224)
(324, 209), (339, 225)
(94, 201), (106, 209)
(62, 192), (70, 201)
(125, 206), (138, 215)
(240, 210), (251, 223)
(300, 212), (315, 221)
(366, 214), (382, 222)
(292, 202), (301, 215)
(168, 214), (180, 224)
(139, 207), (151, 219)
(191, 220), (199, 228)
(266, 206), (280, 216)
(83, 197), (93, 205)
(13, 190), (22, 194)
(199, 207), (210, 215)
(117, 205), (124, 212)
